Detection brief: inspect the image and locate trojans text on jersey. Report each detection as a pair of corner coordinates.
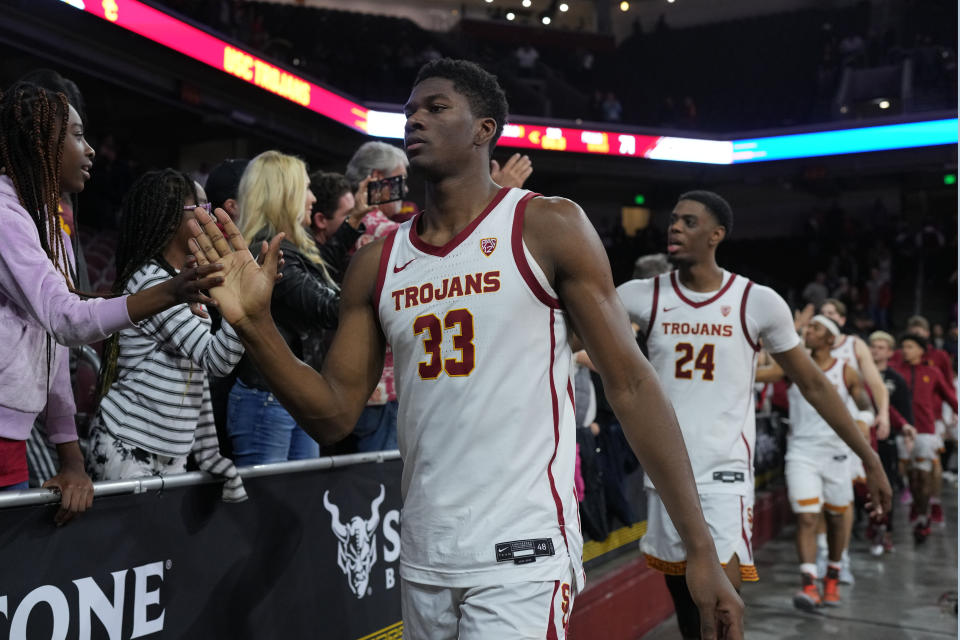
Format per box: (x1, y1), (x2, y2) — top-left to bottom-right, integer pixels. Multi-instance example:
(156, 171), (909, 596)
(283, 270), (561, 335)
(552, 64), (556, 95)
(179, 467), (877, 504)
(389, 271), (501, 311)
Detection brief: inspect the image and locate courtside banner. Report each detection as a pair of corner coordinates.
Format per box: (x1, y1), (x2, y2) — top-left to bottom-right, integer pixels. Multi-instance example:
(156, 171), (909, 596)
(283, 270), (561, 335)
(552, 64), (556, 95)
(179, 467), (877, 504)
(0, 459), (402, 639)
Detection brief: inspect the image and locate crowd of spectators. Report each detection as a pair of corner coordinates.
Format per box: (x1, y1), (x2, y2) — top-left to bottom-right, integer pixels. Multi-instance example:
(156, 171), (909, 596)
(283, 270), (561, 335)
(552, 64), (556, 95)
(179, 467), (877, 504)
(0, 67), (540, 520)
(156, 0), (956, 131)
(1, 55), (955, 552)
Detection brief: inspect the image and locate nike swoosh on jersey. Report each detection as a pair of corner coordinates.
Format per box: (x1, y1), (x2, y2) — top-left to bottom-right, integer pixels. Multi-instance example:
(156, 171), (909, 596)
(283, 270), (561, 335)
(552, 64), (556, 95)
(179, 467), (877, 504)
(393, 258), (416, 273)
(662, 305), (680, 312)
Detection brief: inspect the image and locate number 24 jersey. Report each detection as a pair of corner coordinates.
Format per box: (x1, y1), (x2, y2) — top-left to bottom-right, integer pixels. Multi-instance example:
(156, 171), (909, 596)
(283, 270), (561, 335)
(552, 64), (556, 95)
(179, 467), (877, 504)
(617, 271), (799, 495)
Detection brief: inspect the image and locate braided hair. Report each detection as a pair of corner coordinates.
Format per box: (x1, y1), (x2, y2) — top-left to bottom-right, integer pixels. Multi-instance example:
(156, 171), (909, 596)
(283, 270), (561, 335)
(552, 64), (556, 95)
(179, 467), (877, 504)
(0, 81), (73, 288)
(96, 169), (197, 399)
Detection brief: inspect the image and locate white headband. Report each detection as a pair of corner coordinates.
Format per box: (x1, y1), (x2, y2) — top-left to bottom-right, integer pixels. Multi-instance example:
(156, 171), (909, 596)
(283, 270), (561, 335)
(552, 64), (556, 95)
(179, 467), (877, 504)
(811, 314), (841, 337)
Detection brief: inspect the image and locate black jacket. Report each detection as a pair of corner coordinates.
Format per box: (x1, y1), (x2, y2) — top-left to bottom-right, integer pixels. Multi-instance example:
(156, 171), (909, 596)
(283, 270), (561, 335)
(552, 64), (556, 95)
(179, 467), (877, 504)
(235, 233), (340, 391)
(318, 221), (363, 283)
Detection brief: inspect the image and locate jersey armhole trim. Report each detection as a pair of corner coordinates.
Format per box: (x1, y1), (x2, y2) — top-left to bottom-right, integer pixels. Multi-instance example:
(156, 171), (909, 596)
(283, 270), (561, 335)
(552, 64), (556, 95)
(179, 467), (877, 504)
(512, 192), (561, 309)
(646, 275), (660, 340)
(372, 228), (398, 321)
(740, 280), (761, 352)
(840, 360), (852, 383)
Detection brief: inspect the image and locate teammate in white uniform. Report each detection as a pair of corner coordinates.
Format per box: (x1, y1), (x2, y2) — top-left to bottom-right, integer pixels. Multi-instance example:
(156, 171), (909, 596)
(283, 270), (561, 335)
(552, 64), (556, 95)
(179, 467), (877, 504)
(617, 191), (891, 640)
(758, 315), (873, 610)
(185, 60), (744, 639)
(820, 298), (890, 583)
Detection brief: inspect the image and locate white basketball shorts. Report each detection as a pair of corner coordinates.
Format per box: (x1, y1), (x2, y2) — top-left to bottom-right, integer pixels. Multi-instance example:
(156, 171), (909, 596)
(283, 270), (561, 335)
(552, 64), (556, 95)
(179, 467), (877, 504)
(401, 569), (576, 640)
(641, 490), (758, 582)
(911, 433), (944, 472)
(785, 450), (852, 514)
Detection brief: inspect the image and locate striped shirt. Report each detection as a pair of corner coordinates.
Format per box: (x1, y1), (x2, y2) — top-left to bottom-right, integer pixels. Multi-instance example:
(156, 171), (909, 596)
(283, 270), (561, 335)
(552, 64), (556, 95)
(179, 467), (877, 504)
(97, 261), (246, 501)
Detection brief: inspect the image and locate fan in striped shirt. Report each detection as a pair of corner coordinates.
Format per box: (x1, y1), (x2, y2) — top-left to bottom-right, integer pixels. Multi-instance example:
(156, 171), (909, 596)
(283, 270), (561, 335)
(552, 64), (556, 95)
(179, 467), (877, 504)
(89, 170), (247, 501)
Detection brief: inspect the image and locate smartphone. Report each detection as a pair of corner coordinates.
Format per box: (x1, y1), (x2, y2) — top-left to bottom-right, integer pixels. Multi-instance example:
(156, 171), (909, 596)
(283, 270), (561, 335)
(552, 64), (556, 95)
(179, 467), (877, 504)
(368, 175), (405, 205)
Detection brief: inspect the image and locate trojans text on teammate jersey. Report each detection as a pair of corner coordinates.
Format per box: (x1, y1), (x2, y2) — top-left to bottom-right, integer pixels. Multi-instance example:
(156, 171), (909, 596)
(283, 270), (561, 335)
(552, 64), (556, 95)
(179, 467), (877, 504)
(661, 321), (734, 337)
(390, 271), (501, 311)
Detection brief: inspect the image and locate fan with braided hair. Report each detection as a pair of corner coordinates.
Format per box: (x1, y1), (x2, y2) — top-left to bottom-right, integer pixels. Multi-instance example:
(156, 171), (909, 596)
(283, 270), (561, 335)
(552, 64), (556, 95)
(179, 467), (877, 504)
(0, 82), (226, 523)
(89, 169), (252, 502)
(96, 169), (202, 399)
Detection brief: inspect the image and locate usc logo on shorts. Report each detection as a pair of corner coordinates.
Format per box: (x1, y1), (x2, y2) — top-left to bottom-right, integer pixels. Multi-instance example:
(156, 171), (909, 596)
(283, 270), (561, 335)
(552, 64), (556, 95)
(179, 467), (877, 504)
(560, 583), (571, 628)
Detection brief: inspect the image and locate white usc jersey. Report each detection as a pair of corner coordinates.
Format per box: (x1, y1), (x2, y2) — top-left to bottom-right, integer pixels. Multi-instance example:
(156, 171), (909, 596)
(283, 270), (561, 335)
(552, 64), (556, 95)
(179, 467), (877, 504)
(619, 271), (799, 497)
(375, 187), (584, 590)
(830, 334), (861, 416)
(787, 358), (850, 452)
(830, 335), (859, 373)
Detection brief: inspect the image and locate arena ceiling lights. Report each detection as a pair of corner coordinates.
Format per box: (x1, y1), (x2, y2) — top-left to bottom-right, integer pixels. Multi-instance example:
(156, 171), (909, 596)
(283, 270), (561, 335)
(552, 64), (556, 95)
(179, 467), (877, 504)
(60, 0), (958, 166)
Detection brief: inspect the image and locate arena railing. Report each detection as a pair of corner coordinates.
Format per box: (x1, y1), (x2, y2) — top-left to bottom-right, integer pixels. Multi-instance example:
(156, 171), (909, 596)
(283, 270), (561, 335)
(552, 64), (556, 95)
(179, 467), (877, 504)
(0, 450), (401, 509)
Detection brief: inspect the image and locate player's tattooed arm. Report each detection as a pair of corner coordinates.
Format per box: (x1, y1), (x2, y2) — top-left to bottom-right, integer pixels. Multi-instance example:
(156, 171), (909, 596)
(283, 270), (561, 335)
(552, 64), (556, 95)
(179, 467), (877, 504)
(853, 336), (890, 438)
(844, 365), (873, 413)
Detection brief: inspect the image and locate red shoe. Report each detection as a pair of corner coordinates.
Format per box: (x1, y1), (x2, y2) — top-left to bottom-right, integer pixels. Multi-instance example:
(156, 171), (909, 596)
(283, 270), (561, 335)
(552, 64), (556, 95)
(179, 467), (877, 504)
(914, 521), (931, 543)
(931, 502), (944, 526)
(823, 568), (841, 607)
(882, 531), (895, 553)
(793, 573), (822, 612)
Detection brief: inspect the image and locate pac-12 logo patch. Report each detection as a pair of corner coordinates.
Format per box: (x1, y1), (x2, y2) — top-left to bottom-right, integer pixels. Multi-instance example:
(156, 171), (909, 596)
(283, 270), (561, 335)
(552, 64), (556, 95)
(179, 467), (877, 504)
(721, 305), (732, 317)
(480, 238), (497, 257)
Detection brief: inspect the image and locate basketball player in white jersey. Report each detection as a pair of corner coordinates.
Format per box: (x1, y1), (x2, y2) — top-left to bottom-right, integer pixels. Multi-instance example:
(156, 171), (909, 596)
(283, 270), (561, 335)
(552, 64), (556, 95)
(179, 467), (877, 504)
(819, 298), (890, 583)
(185, 59), (743, 639)
(820, 299), (890, 439)
(616, 191), (891, 640)
(757, 315), (874, 609)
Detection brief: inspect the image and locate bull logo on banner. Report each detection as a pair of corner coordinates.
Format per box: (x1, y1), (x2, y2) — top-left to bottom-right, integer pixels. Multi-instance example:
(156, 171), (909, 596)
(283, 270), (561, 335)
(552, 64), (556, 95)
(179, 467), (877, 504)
(323, 485), (386, 599)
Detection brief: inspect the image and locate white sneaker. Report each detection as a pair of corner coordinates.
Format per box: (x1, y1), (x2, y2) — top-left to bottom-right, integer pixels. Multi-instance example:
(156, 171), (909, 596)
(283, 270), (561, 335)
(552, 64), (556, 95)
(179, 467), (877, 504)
(815, 547), (828, 579)
(839, 553), (855, 585)
(870, 543), (884, 557)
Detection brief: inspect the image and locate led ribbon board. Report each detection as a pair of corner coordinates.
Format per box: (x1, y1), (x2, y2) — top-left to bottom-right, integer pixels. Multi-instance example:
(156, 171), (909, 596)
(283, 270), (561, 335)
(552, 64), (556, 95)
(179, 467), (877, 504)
(369, 111), (958, 164)
(731, 119), (959, 163)
(366, 111), (735, 164)
(58, 1), (960, 164)
(58, 0), (370, 132)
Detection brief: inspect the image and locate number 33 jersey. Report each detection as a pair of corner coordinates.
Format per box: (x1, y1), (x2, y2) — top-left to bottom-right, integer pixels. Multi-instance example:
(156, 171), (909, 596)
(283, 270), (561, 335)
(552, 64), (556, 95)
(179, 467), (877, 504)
(375, 187), (584, 590)
(617, 271), (799, 496)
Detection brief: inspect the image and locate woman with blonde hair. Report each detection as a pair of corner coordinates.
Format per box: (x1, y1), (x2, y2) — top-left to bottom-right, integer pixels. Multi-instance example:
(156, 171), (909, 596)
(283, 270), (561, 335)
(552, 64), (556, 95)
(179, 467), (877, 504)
(227, 150), (339, 464)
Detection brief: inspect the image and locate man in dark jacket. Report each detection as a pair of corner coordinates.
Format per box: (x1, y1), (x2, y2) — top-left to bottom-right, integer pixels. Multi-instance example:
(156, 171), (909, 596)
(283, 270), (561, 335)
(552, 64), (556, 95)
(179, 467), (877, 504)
(868, 331), (915, 554)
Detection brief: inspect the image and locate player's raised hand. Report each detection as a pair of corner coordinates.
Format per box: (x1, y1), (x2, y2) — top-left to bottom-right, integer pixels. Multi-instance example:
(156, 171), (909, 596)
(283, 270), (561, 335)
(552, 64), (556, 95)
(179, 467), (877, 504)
(186, 207), (284, 330)
(685, 553), (744, 640)
(794, 303), (815, 332)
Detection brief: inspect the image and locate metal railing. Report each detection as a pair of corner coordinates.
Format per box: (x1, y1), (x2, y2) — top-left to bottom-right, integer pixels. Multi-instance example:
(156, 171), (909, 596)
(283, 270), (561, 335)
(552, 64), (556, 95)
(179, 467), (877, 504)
(0, 450), (401, 509)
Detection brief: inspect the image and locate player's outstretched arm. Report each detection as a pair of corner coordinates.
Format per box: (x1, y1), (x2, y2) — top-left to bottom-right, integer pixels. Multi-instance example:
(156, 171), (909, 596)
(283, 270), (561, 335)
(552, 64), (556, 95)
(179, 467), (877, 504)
(187, 208), (384, 444)
(524, 197), (743, 640)
(853, 337), (890, 439)
(845, 365), (875, 438)
(755, 356), (785, 384)
(772, 346), (891, 515)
